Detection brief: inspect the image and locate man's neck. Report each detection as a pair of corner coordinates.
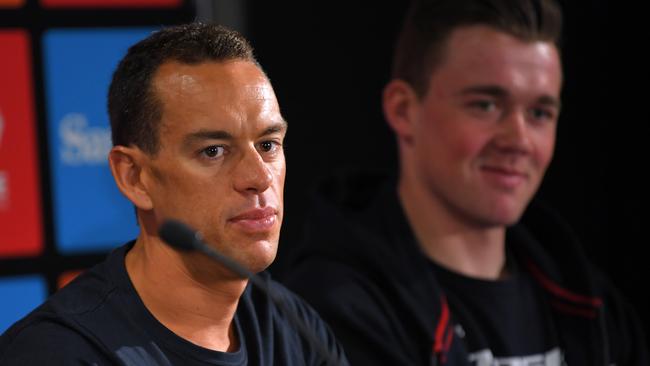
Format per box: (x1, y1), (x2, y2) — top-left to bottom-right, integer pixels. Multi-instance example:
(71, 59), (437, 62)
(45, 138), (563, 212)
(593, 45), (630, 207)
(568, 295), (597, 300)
(398, 178), (507, 280)
(126, 234), (247, 352)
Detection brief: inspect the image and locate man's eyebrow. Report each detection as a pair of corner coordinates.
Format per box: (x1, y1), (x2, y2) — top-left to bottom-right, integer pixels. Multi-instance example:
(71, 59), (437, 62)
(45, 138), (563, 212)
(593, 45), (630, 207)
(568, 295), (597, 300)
(458, 85), (509, 97)
(183, 130), (233, 146)
(458, 85), (561, 109)
(537, 95), (562, 109)
(258, 120), (288, 138)
(182, 121), (288, 146)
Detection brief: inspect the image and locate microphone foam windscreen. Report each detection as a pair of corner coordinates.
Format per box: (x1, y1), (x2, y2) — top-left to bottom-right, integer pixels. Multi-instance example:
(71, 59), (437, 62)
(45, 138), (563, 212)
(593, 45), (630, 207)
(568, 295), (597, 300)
(158, 219), (200, 251)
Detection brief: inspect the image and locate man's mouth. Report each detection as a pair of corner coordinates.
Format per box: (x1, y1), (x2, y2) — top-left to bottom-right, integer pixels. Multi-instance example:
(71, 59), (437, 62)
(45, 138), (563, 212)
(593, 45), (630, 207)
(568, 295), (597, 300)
(228, 207), (278, 232)
(480, 166), (528, 189)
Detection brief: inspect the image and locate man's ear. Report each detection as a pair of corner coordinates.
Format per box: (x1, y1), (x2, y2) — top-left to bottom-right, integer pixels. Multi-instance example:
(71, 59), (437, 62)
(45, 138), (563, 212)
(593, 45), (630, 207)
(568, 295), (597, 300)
(108, 146), (154, 211)
(382, 79), (420, 144)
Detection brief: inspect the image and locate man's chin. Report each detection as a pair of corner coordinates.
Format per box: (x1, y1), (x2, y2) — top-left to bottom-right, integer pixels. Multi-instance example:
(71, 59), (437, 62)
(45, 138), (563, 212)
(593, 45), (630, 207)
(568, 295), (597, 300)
(487, 207), (527, 227)
(242, 253), (277, 275)
(230, 241), (278, 274)
(464, 200), (528, 229)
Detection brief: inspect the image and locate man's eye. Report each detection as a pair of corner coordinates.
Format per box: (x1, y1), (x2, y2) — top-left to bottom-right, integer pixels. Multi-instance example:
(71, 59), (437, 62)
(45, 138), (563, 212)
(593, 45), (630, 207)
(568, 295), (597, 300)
(201, 145), (225, 158)
(470, 100), (496, 112)
(529, 107), (555, 122)
(259, 141), (279, 153)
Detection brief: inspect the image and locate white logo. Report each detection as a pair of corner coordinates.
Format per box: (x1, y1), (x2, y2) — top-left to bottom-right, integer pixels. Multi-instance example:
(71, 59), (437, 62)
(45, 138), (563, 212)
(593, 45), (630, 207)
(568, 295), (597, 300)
(0, 110), (7, 210)
(59, 113), (112, 165)
(454, 324), (466, 338)
(468, 347), (564, 366)
(0, 109), (4, 146)
(0, 170), (8, 210)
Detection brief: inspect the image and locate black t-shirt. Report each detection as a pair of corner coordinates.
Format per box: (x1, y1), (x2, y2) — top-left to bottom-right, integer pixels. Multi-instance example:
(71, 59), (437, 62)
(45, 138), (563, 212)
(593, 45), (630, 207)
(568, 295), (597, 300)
(430, 249), (563, 365)
(0, 243), (348, 366)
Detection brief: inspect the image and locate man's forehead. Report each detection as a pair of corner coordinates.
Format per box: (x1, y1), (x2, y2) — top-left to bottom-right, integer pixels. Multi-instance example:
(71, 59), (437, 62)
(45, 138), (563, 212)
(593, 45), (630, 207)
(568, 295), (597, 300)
(151, 60), (283, 138)
(430, 25), (562, 93)
(445, 26), (557, 59)
(153, 60), (272, 96)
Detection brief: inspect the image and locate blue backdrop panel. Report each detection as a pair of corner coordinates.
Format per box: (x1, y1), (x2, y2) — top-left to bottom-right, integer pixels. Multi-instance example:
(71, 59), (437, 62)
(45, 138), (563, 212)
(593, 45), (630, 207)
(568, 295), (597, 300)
(0, 275), (47, 333)
(43, 28), (154, 253)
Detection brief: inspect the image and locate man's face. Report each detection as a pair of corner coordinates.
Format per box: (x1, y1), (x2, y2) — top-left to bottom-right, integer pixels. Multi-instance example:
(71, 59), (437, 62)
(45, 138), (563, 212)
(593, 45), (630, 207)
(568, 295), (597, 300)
(408, 25), (562, 227)
(145, 60), (286, 274)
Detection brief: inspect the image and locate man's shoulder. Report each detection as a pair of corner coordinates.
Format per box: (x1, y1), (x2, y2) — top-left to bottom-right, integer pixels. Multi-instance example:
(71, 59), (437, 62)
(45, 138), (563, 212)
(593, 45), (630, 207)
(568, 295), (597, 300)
(0, 312), (113, 365)
(29, 249), (122, 324)
(280, 255), (426, 348)
(291, 177), (412, 275)
(283, 257), (374, 301)
(283, 175), (437, 318)
(55, 268), (118, 314)
(268, 272), (369, 318)
(0, 246), (127, 365)
(280, 254), (439, 365)
(244, 272), (348, 324)
(2, 250), (120, 331)
(238, 272), (350, 366)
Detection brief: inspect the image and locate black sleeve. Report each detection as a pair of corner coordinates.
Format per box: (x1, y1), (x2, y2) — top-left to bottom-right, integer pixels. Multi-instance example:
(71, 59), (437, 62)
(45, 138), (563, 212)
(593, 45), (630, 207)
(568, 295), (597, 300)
(271, 280), (351, 366)
(0, 320), (114, 366)
(595, 271), (650, 366)
(284, 259), (422, 366)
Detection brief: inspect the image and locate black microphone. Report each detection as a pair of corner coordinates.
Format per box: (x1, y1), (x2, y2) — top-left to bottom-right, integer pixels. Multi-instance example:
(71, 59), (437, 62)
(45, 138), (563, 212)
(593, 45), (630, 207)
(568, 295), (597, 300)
(159, 220), (254, 280)
(159, 219), (343, 366)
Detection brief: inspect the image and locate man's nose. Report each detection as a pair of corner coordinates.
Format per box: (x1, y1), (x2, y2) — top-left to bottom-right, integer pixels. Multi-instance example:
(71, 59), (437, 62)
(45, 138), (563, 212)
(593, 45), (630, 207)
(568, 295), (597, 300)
(232, 147), (273, 194)
(493, 109), (532, 155)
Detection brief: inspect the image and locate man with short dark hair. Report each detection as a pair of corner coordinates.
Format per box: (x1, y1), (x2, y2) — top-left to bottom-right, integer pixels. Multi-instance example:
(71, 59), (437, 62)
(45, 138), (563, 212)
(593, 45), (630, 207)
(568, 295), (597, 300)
(0, 23), (348, 366)
(285, 1), (648, 365)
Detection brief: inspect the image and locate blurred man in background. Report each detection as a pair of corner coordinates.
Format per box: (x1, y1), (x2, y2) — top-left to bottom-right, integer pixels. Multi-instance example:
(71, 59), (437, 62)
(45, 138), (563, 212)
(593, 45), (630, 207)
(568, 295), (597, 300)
(285, 0), (648, 365)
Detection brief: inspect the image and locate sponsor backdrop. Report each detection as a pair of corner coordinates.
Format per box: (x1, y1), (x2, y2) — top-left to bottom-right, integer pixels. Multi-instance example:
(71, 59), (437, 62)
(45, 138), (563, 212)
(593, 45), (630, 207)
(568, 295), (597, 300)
(0, 0), (193, 332)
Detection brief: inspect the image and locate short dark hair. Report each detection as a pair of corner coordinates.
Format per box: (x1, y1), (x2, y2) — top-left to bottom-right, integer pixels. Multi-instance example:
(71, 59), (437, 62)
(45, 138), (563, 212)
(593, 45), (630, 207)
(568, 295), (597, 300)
(108, 23), (258, 155)
(393, 0), (563, 96)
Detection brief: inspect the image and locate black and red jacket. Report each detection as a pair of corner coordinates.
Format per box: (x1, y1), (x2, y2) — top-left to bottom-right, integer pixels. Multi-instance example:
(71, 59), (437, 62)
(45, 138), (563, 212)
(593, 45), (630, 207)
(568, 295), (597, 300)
(283, 175), (648, 365)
